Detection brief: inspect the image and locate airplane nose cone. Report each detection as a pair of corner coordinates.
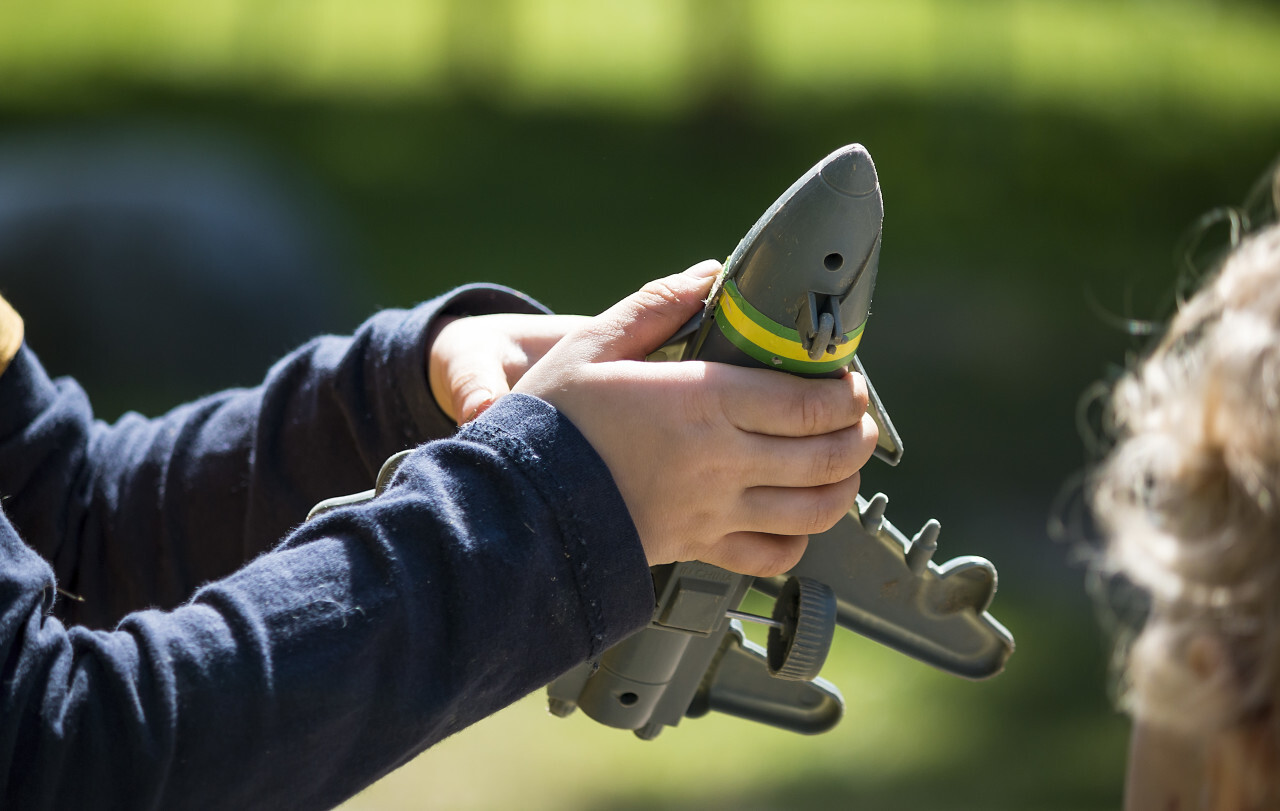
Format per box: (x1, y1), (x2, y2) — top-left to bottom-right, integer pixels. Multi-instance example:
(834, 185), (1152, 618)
(819, 145), (878, 197)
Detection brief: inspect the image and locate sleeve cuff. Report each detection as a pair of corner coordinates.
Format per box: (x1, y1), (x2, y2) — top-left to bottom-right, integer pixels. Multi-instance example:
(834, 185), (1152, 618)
(0, 346), (64, 446)
(380, 284), (553, 443)
(460, 393), (654, 656)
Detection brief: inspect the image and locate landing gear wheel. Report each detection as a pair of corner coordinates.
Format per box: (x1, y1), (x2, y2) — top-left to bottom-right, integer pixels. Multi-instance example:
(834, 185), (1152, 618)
(767, 576), (838, 681)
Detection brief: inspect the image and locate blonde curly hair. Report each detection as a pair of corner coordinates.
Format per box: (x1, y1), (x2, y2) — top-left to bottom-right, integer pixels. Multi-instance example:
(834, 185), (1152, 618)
(1091, 161), (1280, 807)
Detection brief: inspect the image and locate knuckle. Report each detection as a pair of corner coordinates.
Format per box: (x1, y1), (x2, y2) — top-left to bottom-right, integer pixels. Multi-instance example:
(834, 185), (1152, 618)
(752, 555), (788, 578)
(679, 385), (724, 437)
(636, 278), (685, 311)
(756, 536), (808, 577)
(798, 386), (834, 435)
(805, 491), (841, 535)
(801, 473), (860, 535)
(812, 432), (857, 483)
(450, 368), (484, 397)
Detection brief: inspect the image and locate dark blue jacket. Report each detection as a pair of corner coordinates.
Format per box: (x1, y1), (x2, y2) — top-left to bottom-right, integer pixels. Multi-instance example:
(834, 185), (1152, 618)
(0, 286), (653, 810)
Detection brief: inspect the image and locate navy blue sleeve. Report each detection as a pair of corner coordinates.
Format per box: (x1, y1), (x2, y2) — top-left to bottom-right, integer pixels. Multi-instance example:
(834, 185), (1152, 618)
(0, 390), (653, 809)
(0, 284), (550, 628)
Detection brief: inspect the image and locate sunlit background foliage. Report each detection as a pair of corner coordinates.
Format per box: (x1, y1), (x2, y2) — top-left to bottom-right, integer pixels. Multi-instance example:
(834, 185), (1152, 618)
(1, 1), (1278, 808)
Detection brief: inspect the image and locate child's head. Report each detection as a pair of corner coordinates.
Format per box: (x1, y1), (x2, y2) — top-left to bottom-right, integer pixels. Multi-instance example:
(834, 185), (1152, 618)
(1091, 160), (1280, 808)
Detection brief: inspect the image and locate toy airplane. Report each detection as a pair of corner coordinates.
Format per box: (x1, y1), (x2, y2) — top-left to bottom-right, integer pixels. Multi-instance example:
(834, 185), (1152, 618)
(309, 145), (1015, 739)
(545, 144), (1014, 738)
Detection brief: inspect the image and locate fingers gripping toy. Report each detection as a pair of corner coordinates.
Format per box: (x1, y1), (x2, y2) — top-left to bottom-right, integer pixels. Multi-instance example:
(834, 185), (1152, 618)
(545, 144), (1014, 739)
(309, 145), (1015, 739)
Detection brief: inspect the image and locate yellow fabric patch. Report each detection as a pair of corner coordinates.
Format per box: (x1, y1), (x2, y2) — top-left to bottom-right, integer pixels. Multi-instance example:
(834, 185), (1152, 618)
(0, 293), (24, 376)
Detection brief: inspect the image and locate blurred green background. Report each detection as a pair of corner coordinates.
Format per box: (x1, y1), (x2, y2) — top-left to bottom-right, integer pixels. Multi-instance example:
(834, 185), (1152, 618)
(2, 1), (1278, 808)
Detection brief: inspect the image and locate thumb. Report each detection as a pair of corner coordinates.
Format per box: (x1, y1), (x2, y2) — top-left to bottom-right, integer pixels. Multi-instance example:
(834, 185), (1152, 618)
(588, 259), (722, 361)
(452, 369), (506, 424)
(429, 335), (512, 425)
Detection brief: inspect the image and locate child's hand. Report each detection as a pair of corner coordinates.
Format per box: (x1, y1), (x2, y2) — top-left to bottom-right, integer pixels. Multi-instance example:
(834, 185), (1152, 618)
(429, 312), (589, 424)
(515, 260), (879, 577)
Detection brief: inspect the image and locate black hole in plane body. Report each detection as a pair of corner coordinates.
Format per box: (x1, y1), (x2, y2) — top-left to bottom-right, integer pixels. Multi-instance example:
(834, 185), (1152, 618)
(823, 252), (844, 271)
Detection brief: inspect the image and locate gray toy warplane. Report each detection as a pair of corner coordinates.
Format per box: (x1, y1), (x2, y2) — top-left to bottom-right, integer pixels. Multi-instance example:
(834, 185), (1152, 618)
(311, 144), (1014, 739)
(545, 144), (1014, 738)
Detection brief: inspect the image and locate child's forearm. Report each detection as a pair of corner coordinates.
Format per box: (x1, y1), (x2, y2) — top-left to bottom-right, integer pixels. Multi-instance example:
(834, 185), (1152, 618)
(0, 284), (547, 628)
(0, 392), (652, 810)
